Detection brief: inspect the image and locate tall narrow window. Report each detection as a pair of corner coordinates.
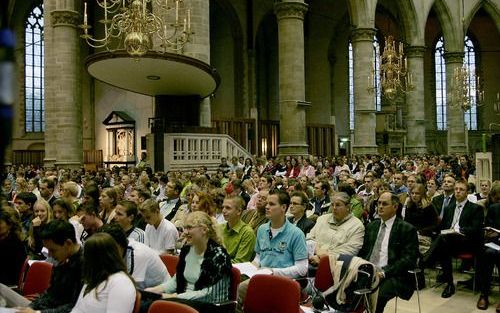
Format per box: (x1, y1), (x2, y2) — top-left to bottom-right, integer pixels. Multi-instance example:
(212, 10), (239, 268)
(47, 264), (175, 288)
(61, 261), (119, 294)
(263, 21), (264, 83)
(464, 36), (478, 130)
(349, 36), (381, 131)
(435, 36), (478, 131)
(435, 37), (446, 130)
(25, 5), (44, 132)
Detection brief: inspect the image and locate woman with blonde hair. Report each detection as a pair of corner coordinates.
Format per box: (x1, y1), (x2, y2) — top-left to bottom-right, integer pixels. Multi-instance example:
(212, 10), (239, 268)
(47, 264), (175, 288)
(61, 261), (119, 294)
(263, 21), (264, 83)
(28, 199), (53, 258)
(191, 191), (216, 217)
(71, 232), (136, 313)
(145, 211), (232, 312)
(404, 183), (439, 254)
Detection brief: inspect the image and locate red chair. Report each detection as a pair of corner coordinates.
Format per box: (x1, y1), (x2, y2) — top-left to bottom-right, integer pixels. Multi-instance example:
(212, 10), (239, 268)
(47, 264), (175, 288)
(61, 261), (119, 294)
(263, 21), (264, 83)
(133, 290), (142, 313)
(148, 300), (199, 313)
(244, 274), (301, 313)
(315, 255), (334, 292)
(22, 261), (53, 298)
(160, 254), (179, 276)
(16, 257), (30, 290)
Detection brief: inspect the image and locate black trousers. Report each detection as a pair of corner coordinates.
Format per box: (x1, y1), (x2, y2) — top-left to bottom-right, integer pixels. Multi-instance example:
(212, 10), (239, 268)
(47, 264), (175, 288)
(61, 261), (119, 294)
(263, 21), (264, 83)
(424, 233), (475, 284)
(477, 246), (500, 295)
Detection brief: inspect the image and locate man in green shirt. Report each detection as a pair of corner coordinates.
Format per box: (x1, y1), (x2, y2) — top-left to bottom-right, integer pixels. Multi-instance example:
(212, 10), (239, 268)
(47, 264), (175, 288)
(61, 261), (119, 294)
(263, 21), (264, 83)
(220, 195), (256, 263)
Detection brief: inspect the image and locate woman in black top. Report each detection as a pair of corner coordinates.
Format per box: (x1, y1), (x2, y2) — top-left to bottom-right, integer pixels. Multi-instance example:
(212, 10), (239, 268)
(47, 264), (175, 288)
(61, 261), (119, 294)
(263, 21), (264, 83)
(0, 206), (27, 285)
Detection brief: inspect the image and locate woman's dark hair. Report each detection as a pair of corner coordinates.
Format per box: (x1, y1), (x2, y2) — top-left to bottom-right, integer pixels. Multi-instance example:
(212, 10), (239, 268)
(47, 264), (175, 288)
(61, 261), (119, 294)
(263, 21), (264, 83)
(83, 184), (100, 205)
(53, 198), (75, 218)
(82, 232), (131, 298)
(15, 192), (37, 208)
(0, 207), (24, 241)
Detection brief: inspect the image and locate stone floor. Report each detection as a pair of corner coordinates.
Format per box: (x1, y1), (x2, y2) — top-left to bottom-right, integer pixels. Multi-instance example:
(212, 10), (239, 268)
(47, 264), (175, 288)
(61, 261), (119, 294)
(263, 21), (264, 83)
(384, 271), (499, 313)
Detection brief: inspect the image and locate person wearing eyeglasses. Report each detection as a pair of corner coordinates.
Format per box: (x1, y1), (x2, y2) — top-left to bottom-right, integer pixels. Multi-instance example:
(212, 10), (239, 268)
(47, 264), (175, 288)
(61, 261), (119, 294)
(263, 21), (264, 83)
(288, 191), (315, 235)
(358, 191), (418, 313)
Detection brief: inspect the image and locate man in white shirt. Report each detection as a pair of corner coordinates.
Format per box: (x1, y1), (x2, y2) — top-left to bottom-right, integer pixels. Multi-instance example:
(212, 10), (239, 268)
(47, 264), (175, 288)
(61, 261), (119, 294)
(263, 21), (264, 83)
(100, 224), (170, 289)
(139, 199), (179, 254)
(113, 200), (145, 243)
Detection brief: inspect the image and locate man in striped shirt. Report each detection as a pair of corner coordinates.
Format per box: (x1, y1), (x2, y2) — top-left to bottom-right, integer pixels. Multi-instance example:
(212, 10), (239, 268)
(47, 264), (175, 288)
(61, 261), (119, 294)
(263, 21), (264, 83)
(114, 200), (145, 243)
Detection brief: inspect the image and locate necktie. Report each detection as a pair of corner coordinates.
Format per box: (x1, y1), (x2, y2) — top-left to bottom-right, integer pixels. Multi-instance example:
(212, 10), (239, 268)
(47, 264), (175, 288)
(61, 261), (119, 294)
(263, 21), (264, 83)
(452, 204), (462, 228)
(369, 222), (386, 266)
(440, 196), (450, 219)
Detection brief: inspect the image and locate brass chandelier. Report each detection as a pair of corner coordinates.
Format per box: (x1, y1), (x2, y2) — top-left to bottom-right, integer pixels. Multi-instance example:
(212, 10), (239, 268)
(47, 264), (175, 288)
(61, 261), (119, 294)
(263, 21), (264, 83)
(447, 65), (484, 112)
(80, 0), (192, 57)
(368, 35), (414, 101)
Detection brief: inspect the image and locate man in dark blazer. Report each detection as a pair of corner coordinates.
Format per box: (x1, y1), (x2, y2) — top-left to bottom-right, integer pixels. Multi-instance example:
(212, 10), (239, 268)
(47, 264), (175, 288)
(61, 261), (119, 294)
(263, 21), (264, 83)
(431, 174), (456, 219)
(358, 191), (419, 313)
(288, 191), (315, 235)
(424, 179), (484, 298)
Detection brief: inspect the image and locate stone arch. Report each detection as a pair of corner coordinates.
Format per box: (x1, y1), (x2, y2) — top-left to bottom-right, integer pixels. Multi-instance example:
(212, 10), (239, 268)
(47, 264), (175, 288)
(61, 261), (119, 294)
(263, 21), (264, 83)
(396, 0), (421, 43)
(430, 0), (462, 52)
(465, 0), (500, 34)
(346, 0), (375, 29)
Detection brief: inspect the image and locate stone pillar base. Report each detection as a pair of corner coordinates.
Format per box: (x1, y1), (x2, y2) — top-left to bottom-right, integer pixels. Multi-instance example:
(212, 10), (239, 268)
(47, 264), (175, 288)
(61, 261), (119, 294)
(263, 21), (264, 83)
(448, 145), (468, 155)
(278, 143), (309, 157)
(352, 145), (378, 155)
(405, 146), (427, 154)
(44, 158), (57, 168)
(54, 161), (83, 169)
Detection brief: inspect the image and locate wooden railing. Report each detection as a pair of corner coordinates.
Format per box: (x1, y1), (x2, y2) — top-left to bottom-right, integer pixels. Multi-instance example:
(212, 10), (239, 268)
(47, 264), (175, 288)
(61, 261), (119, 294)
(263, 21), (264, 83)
(12, 150), (45, 166)
(83, 150), (104, 169)
(307, 124), (336, 157)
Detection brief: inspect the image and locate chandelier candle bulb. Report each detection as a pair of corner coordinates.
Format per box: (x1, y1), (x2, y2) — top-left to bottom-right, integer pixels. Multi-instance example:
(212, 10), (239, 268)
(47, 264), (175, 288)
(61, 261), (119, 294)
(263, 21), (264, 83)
(84, 2), (88, 26)
(187, 9), (190, 32)
(183, 18), (186, 32)
(176, 0), (179, 24)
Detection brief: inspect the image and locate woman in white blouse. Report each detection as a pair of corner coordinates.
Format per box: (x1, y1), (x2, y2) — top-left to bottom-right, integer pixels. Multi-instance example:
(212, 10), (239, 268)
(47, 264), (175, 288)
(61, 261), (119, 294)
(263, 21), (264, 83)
(71, 232), (136, 313)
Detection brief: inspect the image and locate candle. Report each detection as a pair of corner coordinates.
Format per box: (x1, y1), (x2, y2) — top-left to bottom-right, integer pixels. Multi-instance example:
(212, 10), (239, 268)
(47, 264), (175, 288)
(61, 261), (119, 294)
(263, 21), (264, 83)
(176, 0), (179, 24)
(84, 2), (88, 25)
(183, 18), (186, 32)
(165, 0), (168, 8)
(187, 9), (191, 31)
(497, 92), (499, 101)
(104, 0), (108, 37)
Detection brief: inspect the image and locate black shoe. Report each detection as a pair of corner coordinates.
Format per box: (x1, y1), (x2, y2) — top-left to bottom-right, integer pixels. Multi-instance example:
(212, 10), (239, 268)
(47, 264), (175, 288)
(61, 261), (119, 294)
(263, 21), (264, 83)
(441, 283), (455, 298)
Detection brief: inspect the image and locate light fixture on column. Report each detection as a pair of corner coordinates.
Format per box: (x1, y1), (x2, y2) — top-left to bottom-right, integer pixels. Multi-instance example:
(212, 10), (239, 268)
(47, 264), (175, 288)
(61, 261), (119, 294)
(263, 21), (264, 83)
(447, 65), (484, 112)
(368, 35), (414, 101)
(80, 0), (192, 57)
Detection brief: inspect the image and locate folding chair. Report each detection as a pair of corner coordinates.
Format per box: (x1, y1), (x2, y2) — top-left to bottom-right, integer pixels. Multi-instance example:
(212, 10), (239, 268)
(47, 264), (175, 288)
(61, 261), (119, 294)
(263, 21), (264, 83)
(22, 261), (53, 299)
(244, 274), (301, 313)
(148, 300), (199, 313)
(159, 254), (179, 276)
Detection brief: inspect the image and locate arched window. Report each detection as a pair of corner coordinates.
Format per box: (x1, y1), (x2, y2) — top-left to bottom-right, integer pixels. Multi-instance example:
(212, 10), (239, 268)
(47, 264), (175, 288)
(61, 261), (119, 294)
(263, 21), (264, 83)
(434, 37), (446, 130)
(463, 36), (478, 130)
(349, 37), (381, 130)
(434, 36), (478, 131)
(25, 4), (44, 132)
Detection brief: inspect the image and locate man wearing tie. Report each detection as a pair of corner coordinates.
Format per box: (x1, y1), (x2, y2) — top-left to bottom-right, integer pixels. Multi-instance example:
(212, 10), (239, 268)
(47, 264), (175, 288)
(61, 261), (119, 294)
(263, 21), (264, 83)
(431, 174), (456, 219)
(423, 180), (484, 298)
(358, 191), (419, 313)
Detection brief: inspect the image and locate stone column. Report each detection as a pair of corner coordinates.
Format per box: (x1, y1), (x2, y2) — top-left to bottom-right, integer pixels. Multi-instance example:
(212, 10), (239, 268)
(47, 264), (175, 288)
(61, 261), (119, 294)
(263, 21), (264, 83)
(274, 0), (309, 156)
(50, 9), (83, 168)
(351, 28), (378, 155)
(43, 0), (57, 167)
(183, 0), (211, 127)
(444, 52), (468, 155)
(405, 46), (427, 154)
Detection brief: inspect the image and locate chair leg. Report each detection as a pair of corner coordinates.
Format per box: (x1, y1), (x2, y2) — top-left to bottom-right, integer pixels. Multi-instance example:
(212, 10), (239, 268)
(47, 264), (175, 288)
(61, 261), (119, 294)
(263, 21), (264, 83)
(414, 272), (422, 313)
(394, 297), (397, 313)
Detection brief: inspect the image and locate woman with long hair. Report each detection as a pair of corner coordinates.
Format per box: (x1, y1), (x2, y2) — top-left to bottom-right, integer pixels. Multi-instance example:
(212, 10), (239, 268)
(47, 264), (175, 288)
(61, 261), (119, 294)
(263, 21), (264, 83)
(145, 211), (232, 312)
(404, 183), (439, 254)
(0, 206), (27, 285)
(71, 232), (136, 313)
(99, 187), (118, 224)
(28, 199), (53, 259)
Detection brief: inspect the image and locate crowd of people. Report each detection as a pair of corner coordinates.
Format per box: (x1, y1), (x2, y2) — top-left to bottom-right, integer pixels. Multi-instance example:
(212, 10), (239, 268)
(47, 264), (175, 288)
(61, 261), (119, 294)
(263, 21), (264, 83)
(0, 152), (499, 313)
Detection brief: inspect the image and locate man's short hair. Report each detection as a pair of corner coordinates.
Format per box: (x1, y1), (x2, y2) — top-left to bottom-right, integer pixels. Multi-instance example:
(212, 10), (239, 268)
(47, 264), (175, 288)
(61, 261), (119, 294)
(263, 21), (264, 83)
(140, 198), (160, 213)
(63, 181), (79, 197)
(118, 200), (138, 217)
(269, 189), (290, 207)
(171, 180), (183, 194)
(99, 223), (128, 250)
(81, 201), (100, 216)
(232, 179), (243, 191)
(290, 191), (308, 206)
(40, 220), (77, 245)
(134, 187), (151, 200)
(39, 178), (56, 190)
(338, 182), (355, 197)
(224, 195), (245, 210)
(15, 192), (37, 207)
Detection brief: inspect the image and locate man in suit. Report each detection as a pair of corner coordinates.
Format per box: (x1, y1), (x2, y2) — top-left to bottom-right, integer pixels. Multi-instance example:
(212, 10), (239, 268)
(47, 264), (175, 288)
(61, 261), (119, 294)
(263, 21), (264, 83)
(431, 174), (456, 219)
(358, 191), (419, 313)
(423, 179), (484, 298)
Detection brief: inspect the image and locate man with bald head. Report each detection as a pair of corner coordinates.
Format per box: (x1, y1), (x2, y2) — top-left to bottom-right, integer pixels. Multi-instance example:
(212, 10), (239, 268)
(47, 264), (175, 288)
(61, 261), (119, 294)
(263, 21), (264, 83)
(358, 191), (419, 313)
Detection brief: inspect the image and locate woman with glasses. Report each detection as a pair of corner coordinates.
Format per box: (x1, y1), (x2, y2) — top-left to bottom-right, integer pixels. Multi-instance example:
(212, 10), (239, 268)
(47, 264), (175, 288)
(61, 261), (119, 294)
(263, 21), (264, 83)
(145, 211), (232, 313)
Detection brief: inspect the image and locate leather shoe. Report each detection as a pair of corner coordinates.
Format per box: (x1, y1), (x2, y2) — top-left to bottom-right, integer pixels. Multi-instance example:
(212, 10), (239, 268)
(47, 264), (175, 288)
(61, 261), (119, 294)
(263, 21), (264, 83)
(496, 303), (500, 313)
(441, 283), (455, 298)
(476, 295), (489, 310)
